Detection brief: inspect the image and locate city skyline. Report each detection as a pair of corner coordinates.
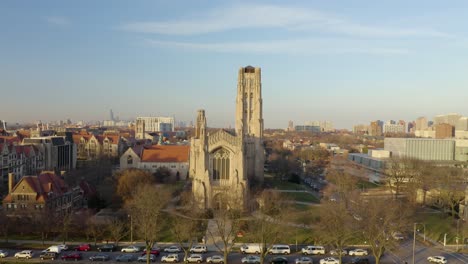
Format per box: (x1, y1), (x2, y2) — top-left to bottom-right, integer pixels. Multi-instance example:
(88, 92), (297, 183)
(1, 1), (468, 129)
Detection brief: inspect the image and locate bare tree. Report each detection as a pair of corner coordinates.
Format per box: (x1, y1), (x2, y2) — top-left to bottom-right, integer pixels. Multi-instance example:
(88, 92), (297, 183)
(248, 190), (287, 264)
(106, 217), (128, 246)
(326, 168), (358, 208)
(353, 198), (412, 264)
(85, 218), (107, 246)
(385, 157), (423, 200)
(171, 215), (200, 261)
(33, 208), (55, 245)
(318, 200), (355, 264)
(127, 184), (171, 264)
(434, 167), (466, 219)
(0, 211), (14, 242)
(207, 195), (243, 264)
(57, 211), (74, 244)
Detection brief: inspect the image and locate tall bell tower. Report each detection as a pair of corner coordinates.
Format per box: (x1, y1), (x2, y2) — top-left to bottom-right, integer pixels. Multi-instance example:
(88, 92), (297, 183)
(235, 66), (264, 182)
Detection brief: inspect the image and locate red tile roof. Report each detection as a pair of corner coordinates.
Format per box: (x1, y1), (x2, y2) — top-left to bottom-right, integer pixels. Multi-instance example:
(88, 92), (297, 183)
(140, 145), (190, 163)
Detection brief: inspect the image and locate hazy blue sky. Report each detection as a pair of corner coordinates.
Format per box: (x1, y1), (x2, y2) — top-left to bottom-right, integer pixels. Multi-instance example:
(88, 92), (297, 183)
(1, 1), (468, 129)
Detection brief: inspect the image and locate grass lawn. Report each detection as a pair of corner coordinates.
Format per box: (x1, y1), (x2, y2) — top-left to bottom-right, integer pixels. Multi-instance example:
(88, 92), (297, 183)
(416, 211), (461, 244)
(286, 192), (320, 203)
(264, 175), (306, 191)
(356, 180), (379, 190)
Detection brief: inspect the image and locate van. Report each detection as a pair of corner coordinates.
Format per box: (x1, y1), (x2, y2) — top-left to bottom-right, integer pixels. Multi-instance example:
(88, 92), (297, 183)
(42, 246), (61, 254)
(268, 245), (290, 255)
(240, 244), (262, 254)
(301, 245), (325, 255)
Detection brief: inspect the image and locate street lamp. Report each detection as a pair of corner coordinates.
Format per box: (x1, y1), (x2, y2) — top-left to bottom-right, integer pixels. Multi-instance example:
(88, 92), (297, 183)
(412, 223), (426, 264)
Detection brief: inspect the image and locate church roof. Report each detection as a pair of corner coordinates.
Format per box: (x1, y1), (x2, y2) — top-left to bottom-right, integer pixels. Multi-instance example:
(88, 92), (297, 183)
(140, 145), (190, 163)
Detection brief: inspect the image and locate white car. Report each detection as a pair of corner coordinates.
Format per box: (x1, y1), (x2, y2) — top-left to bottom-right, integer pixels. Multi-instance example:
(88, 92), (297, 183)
(241, 255), (261, 264)
(348, 249), (368, 256)
(319, 257), (339, 264)
(329, 249), (347, 256)
(190, 245), (207, 253)
(0, 250), (8, 258)
(185, 254), (204, 263)
(295, 257), (313, 264)
(162, 254), (180, 263)
(207, 255), (224, 264)
(428, 256), (447, 264)
(164, 246), (182, 253)
(15, 250), (33, 259)
(57, 244), (69, 251)
(122, 246), (140, 253)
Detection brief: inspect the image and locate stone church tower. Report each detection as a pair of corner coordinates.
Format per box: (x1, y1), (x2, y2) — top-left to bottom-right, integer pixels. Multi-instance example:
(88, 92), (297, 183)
(190, 66), (265, 210)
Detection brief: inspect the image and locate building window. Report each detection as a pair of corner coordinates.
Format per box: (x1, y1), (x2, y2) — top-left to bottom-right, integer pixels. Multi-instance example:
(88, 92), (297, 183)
(127, 155), (133, 165)
(212, 148), (230, 181)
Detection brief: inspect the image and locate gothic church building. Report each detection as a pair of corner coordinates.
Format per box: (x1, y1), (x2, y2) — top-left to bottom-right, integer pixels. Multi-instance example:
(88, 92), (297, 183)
(190, 66), (264, 210)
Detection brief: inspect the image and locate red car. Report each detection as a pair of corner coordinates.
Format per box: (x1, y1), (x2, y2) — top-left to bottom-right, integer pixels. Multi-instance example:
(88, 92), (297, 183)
(62, 253), (83, 261)
(74, 244), (91, 251)
(141, 248), (160, 256)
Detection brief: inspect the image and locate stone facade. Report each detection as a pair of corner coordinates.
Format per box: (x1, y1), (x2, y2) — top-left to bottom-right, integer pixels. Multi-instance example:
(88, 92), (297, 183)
(190, 66), (265, 210)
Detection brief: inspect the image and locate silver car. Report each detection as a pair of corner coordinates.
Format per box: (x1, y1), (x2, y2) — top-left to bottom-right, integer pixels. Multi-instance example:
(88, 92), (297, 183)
(0, 250), (8, 258)
(242, 256), (261, 264)
(207, 255), (224, 264)
(295, 257), (312, 264)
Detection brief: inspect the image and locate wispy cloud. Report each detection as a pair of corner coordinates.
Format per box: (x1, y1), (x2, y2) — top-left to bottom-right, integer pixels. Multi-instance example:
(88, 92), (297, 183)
(145, 39), (409, 55)
(44, 16), (70, 27)
(122, 4), (449, 38)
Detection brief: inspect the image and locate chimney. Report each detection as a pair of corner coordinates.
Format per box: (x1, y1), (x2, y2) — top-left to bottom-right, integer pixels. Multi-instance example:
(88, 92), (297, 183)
(8, 173), (14, 194)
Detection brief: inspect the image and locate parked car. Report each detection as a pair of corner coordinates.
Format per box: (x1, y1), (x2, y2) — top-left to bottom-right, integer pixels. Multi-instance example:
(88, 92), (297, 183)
(141, 248), (161, 256)
(329, 249), (347, 256)
(302, 245), (325, 255)
(190, 245), (207, 254)
(295, 257), (312, 264)
(185, 254), (204, 263)
(164, 246), (182, 253)
(241, 256), (261, 264)
(89, 254), (110, 261)
(74, 244), (91, 251)
(427, 256), (447, 264)
(98, 244), (117, 252)
(345, 257), (370, 264)
(42, 245), (62, 254)
(268, 245), (291, 255)
(0, 250), (9, 258)
(122, 246), (140, 253)
(162, 254), (180, 263)
(57, 244), (69, 251)
(319, 257), (339, 264)
(392, 232), (405, 240)
(207, 255), (224, 264)
(138, 254), (156, 262)
(116, 255), (135, 262)
(15, 250), (33, 259)
(62, 253), (83, 261)
(270, 257), (288, 264)
(348, 249), (368, 256)
(240, 244), (262, 254)
(40, 252), (58, 260)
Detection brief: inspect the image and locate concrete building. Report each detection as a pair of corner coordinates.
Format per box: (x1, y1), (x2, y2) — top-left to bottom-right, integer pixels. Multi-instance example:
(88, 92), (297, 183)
(369, 121), (383, 136)
(353, 124), (368, 134)
(384, 138), (456, 161)
(455, 117), (468, 139)
(304, 121), (334, 132)
(135, 116), (175, 139)
(435, 123), (454, 139)
(415, 117), (428, 130)
(190, 66), (265, 210)
(433, 113), (462, 126)
(22, 136), (76, 171)
(295, 125), (321, 132)
(383, 123), (405, 134)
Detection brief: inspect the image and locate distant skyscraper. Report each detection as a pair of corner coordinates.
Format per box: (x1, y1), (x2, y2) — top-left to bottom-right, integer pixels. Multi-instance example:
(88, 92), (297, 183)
(415, 117), (428, 130)
(287, 120), (294, 131)
(110, 109), (115, 121)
